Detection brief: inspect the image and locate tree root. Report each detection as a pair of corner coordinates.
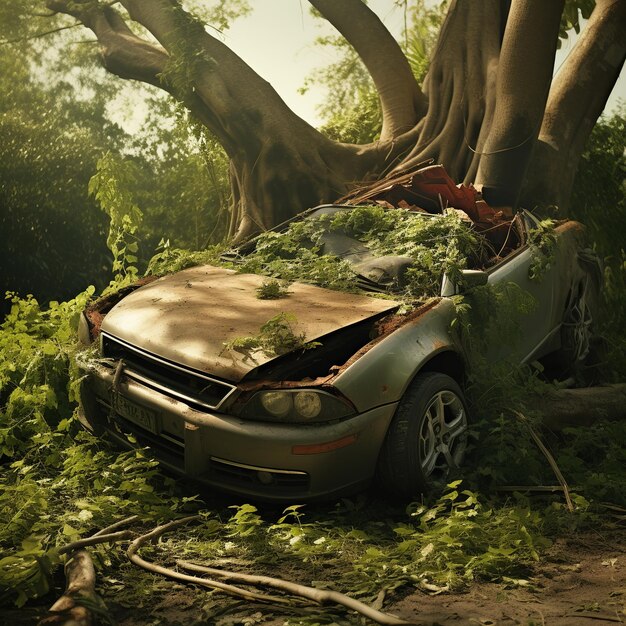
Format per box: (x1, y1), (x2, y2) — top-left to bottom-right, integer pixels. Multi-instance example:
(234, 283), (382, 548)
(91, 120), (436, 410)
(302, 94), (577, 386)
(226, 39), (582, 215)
(126, 516), (293, 605)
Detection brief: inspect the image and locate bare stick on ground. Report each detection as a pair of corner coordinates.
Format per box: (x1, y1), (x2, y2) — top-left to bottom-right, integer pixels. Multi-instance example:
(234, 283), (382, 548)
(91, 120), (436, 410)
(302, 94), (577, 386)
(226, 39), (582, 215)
(177, 560), (413, 625)
(126, 516), (293, 605)
(514, 411), (574, 512)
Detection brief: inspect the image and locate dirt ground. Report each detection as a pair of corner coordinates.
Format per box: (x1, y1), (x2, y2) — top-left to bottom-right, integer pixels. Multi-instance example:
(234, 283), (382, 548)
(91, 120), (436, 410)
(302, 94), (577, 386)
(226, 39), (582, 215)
(5, 527), (624, 626)
(389, 528), (626, 626)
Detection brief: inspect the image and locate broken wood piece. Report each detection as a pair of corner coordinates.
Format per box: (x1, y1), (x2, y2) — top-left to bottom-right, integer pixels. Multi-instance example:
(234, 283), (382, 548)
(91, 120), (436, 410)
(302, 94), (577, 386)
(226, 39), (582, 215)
(37, 550), (106, 626)
(529, 384), (626, 430)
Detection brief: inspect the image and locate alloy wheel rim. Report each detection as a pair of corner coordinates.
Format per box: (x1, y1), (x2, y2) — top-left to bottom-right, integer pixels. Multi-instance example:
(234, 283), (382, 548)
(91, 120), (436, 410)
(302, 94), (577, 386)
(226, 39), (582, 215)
(418, 390), (468, 482)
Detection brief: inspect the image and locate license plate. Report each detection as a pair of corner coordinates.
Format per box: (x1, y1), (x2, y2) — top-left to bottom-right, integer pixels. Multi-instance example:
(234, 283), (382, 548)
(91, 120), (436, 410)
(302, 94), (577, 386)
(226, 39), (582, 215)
(113, 394), (159, 434)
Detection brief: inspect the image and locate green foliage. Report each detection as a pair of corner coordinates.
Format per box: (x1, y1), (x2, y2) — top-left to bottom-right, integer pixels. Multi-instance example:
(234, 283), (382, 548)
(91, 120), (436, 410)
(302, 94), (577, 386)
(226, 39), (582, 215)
(558, 0), (595, 46)
(527, 219), (557, 280)
(0, 291), (188, 606)
(222, 313), (319, 357)
(118, 97), (231, 256)
(231, 206), (485, 303)
(256, 279), (291, 300)
(89, 153), (143, 290)
(570, 109), (626, 379)
(174, 484), (549, 607)
(0, 47), (116, 312)
(145, 239), (226, 276)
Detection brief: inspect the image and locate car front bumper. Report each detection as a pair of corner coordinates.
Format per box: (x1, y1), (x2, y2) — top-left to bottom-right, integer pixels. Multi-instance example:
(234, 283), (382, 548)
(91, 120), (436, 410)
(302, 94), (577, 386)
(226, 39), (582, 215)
(79, 362), (398, 501)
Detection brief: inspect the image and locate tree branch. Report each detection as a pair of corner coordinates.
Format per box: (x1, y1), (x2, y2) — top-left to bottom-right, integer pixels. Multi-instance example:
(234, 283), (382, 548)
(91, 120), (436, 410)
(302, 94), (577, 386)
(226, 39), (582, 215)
(126, 516), (293, 604)
(521, 0), (626, 212)
(475, 0), (565, 208)
(0, 23), (80, 46)
(58, 530), (133, 555)
(308, 0), (426, 141)
(46, 0), (171, 88)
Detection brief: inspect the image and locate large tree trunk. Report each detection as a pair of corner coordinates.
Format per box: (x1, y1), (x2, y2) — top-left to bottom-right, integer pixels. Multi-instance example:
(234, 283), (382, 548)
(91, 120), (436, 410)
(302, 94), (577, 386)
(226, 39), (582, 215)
(520, 0), (626, 214)
(44, 0), (624, 231)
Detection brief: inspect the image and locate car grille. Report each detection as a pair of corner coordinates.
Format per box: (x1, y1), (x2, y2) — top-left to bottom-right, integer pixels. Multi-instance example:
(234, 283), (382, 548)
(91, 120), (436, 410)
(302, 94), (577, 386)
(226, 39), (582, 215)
(101, 332), (236, 410)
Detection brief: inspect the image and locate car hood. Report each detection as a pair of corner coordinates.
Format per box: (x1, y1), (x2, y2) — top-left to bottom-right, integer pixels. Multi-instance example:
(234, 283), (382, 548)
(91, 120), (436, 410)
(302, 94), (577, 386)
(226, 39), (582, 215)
(101, 265), (399, 381)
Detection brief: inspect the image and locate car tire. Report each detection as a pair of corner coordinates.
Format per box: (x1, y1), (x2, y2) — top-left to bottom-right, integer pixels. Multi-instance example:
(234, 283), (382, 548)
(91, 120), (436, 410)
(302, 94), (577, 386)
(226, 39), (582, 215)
(549, 252), (602, 379)
(377, 372), (469, 498)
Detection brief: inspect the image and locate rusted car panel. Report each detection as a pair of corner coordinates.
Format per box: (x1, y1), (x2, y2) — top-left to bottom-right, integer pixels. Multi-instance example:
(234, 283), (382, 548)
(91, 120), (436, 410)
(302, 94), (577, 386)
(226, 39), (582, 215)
(333, 298), (459, 413)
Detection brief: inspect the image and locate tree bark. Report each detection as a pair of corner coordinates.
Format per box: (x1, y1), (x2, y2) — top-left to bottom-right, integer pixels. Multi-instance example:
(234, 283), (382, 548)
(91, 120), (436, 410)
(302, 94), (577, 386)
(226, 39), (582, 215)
(530, 384), (626, 431)
(397, 0), (506, 182)
(41, 0), (625, 234)
(520, 0), (626, 214)
(474, 0), (565, 208)
(310, 0), (426, 141)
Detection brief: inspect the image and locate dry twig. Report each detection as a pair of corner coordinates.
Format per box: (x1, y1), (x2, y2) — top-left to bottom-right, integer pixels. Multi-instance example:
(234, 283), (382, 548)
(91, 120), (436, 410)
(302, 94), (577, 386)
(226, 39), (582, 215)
(514, 411), (574, 512)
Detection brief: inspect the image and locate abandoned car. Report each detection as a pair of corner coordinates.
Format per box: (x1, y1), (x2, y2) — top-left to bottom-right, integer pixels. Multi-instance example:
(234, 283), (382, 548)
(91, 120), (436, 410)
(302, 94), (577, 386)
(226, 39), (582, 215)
(77, 166), (599, 501)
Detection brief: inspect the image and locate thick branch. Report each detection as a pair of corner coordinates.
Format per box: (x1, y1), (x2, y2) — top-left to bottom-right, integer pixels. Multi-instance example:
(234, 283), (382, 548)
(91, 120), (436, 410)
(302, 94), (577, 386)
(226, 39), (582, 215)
(521, 0), (626, 212)
(38, 551), (104, 626)
(475, 0), (565, 208)
(178, 561), (412, 626)
(309, 0), (426, 141)
(46, 1), (170, 87)
(530, 384), (626, 431)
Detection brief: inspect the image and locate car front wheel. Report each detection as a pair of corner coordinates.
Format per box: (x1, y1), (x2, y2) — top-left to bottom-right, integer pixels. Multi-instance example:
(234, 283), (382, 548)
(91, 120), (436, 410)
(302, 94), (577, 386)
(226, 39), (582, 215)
(377, 372), (469, 498)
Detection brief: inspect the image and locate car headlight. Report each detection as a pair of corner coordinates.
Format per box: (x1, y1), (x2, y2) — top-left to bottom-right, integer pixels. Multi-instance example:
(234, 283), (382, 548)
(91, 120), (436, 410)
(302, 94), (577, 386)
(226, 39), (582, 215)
(240, 389), (355, 423)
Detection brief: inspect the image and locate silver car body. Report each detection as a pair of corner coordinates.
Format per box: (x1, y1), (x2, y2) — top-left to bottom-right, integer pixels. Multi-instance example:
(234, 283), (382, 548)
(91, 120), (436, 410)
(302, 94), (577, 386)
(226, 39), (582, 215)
(78, 209), (590, 501)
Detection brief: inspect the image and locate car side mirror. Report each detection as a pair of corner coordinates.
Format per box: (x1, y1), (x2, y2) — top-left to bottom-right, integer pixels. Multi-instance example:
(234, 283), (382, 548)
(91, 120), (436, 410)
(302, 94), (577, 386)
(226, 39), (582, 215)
(441, 269), (489, 296)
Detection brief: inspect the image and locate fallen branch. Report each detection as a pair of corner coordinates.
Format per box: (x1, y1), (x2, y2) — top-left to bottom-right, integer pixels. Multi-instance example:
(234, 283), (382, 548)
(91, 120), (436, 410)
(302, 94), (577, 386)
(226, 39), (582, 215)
(40, 517), (139, 625)
(514, 411), (574, 512)
(530, 384), (626, 430)
(126, 517), (293, 605)
(176, 560), (412, 625)
(37, 550), (106, 626)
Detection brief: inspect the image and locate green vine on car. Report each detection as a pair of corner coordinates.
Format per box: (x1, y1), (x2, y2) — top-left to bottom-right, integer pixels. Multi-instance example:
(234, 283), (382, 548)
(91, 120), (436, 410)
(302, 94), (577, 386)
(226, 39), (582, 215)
(527, 218), (557, 281)
(222, 312), (320, 358)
